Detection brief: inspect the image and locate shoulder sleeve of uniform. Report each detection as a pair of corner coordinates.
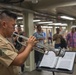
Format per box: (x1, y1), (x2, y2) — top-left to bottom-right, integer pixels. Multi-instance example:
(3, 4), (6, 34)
(0, 44), (18, 67)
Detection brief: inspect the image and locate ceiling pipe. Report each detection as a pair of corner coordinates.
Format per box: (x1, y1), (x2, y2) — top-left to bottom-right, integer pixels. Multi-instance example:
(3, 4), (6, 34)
(0, 3), (35, 13)
(0, 3), (56, 18)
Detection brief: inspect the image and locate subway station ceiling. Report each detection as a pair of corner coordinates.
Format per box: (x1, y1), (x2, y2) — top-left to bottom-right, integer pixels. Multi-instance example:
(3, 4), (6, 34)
(0, 0), (76, 25)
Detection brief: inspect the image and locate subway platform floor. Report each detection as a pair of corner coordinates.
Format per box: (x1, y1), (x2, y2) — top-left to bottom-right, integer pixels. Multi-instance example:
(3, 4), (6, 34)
(21, 64), (76, 75)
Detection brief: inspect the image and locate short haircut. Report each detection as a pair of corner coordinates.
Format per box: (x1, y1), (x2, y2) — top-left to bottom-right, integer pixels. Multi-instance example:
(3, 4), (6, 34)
(0, 10), (17, 20)
(56, 28), (60, 31)
(37, 25), (41, 29)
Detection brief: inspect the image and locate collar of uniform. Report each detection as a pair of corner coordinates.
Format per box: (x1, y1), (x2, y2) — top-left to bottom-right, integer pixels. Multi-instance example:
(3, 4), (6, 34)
(0, 34), (10, 44)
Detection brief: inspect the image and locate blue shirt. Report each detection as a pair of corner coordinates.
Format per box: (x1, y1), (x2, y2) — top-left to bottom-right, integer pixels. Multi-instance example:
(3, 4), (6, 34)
(33, 32), (44, 48)
(42, 32), (46, 38)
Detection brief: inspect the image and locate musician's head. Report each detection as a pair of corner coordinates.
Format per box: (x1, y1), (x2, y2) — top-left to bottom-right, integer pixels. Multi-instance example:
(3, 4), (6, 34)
(0, 10), (17, 38)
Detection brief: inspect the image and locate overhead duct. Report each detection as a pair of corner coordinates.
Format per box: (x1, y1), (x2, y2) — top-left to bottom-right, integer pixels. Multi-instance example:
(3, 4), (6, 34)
(0, 0), (11, 3)
(0, 0), (24, 3)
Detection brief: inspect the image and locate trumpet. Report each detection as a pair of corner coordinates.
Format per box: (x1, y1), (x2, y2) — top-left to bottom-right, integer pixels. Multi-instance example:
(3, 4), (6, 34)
(13, 32), (65, 57)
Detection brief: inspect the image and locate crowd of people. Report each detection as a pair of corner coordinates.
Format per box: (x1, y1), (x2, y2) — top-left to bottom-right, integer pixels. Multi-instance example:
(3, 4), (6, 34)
(34, 25), (76, 51)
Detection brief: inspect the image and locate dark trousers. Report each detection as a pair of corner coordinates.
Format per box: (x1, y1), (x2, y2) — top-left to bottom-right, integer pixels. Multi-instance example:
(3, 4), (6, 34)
(55, 44), (61, 48)
(35, 50), (44, 67)
(21, 64), (25, 72)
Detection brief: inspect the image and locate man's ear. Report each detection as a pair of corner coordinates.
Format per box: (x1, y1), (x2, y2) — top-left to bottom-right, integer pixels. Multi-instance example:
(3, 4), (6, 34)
(2, 21), (7, 28)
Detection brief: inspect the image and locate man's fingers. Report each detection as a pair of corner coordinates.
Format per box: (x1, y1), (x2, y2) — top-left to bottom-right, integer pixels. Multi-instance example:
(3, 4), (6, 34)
(28, 36), (36, 41)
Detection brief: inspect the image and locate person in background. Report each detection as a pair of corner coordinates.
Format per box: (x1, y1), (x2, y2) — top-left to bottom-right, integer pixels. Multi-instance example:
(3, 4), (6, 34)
(53, 28), (61, 48)
(0, 10), (37, 75)
(42, 30), (46, 43)
(60, 35), (67, 49)
(59, 26), (67, 39)
(33, 25), (45, 70)
(16, 25), (22, 34)
(12, 25), (26, 72)
(48, 30), (52, 44)
(66, 27), (76, 51)
(59, 27), (67, 49)
(13, 25), (25, 50)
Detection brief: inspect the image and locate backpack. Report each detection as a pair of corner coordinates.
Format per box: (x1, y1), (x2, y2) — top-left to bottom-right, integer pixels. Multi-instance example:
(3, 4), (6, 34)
(60, 37), (67, 49)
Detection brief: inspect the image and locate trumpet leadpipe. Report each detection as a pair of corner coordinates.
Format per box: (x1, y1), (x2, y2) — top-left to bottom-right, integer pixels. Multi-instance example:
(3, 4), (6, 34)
(13, 32), (28, 40)
(13, 32), (51, 49)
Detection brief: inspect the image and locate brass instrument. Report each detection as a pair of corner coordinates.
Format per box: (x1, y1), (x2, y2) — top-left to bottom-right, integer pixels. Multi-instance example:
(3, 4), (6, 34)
(13, 32), (65, 57)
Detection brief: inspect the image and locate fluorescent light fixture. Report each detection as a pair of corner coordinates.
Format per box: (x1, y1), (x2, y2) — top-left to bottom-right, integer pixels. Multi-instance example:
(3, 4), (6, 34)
(48, 23), (54, 25)
(60, 23), (67, 26)
(33, 20), (41, 22)
(15, 25), (17, 27)
(38, 21), (53, 24)
(48, 23), (67, 26)
(17, 17), (23, 19)
(32, 0), (38, 3)
(54, 23), (67, 26)
(71, 25), (76, 28)
(55, 27), (60, 28)
(55, 26), (67, 29)
(42, 26), (53, 28)
(15, 25), (24, 27)
(48, 23), (61, 25)
(60, 16), (75, 20)
(20, 25), (24, 27)
(54, 23), (62, 25)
